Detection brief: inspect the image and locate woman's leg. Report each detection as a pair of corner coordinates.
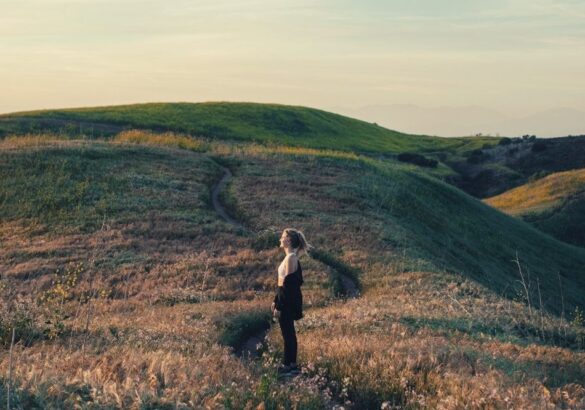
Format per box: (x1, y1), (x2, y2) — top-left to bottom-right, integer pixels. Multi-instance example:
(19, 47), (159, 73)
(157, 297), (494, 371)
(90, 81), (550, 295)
(278, 316), (297, 366)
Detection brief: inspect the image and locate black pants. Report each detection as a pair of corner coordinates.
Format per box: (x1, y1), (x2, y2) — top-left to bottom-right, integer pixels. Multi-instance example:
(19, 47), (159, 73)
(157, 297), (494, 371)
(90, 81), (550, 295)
(278, 315), (297, 366)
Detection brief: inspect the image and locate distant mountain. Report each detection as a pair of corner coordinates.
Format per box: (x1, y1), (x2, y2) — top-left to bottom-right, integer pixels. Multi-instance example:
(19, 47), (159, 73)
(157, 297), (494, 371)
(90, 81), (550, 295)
(334, 104), (585, 138)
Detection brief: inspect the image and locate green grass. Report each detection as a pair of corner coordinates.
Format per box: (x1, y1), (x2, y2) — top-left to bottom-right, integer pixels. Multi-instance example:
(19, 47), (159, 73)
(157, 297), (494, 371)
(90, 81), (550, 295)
(345, 158), (585, 314)
(0, 141), (220, 234)
(0, 102), (472, 154)
(310, 248), (361, 296)
(218, 309), (271, 352)
(226, 149), (585, 316)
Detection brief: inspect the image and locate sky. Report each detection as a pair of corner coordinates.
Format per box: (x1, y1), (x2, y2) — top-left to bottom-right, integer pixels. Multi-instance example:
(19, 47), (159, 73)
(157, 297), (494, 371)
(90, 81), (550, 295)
(1, 0), (584, 136)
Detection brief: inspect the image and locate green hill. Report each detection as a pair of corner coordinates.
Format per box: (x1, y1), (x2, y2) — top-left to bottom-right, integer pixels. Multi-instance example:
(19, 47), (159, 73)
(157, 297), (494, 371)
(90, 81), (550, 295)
(0, 101), (481, 154)
(485, 168), (585, 247)
(222, 145), (585, 316)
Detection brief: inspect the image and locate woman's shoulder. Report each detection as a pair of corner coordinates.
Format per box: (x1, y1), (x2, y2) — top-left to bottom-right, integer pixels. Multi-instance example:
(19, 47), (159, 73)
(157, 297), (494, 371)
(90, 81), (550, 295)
(284, 253), (299, 270)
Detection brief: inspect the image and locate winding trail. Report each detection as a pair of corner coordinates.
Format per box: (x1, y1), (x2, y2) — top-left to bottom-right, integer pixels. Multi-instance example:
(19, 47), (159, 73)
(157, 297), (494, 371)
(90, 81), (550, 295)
(211, 164), (245, 229)
(209, 159), (361, 363)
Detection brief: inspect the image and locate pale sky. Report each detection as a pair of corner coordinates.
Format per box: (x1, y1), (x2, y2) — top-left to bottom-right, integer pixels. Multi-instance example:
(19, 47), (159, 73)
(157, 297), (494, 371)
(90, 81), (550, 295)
(1, 0), (584, 136)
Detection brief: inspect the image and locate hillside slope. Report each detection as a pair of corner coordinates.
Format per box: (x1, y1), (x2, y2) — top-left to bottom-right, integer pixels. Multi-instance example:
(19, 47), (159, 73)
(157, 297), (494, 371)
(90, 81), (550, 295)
(2, 134), (583, 312)
(1, 135), (584, 408)
(222, 145), (585, 315)
(485, 168), (585, 247)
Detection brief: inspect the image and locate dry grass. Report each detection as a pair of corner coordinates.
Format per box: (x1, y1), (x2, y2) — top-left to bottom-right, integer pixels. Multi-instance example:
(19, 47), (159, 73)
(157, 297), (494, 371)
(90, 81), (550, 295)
(2, 136), (584, 409)
(484, 169), (585, 215)
(267, 271), (585, 408)
(113, 129), (209, 153)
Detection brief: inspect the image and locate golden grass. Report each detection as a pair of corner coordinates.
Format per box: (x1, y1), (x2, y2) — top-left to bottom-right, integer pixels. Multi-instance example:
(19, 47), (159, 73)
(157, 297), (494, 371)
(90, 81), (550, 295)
(0, 134), (75, 150)
(485, 169), (585, 215)
(113, 129), (208, 152)
(267, 271), (585, 408)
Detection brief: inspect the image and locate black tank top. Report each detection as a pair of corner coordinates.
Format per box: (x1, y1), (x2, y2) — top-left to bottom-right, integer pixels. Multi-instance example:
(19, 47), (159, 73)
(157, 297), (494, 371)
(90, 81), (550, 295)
(274, 260), (303, 320)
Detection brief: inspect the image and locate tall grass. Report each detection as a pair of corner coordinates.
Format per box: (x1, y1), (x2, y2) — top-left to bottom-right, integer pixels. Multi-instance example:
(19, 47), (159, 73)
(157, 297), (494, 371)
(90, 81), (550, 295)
(2, 135), (585, 408)
(114, 129), (209, 152)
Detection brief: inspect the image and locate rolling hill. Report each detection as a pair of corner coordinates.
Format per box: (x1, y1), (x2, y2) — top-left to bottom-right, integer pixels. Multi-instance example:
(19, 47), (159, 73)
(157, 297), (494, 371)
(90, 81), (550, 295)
(0, 102), (493, 155)
(485, 168), (585, 248)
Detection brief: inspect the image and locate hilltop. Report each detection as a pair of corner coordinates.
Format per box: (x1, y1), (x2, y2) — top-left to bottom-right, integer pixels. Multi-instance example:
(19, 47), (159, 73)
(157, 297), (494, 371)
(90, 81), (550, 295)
(0, 101), (496, 156)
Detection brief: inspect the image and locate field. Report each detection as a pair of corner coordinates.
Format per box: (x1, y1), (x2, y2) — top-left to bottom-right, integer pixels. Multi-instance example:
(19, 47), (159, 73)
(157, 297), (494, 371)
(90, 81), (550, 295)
(0, 119), (584, 408)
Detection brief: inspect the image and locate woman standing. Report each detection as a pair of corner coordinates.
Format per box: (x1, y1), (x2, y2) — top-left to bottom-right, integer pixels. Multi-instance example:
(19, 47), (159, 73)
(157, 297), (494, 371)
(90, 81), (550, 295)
(271, 228), (312, 376)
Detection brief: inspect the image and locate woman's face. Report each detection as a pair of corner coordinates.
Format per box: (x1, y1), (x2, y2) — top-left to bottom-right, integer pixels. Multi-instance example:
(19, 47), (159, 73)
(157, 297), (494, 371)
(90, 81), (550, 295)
(279, 231), (290, 248)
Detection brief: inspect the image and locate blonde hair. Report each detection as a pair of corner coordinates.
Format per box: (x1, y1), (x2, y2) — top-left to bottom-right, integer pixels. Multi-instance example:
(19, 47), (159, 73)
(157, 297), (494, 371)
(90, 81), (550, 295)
(283, 228), (313, 257)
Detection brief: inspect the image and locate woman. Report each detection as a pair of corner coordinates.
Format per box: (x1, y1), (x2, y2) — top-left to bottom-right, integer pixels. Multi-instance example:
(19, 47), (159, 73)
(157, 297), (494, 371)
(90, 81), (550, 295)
(271, 228), (313, 376)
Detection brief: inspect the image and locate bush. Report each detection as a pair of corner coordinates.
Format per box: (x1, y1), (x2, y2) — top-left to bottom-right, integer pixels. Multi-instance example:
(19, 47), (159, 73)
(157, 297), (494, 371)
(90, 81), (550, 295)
(531, 141), (547, 152)
(466, 149), (488, 164)
(310, 248), (361, 296)
(506, 147), (519, 157)
(397, 153), (438, 168)
(498, 137), (512, 146)
(218, 310), (271, 352)
(251, 229), (279, 251)
(0, 279), (44, 347)
(0, 307), (40, 348)
(528, 170), (548, 182)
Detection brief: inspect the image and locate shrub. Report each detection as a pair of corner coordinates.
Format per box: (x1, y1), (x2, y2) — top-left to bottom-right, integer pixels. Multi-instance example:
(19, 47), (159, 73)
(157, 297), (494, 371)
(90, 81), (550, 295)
(0, 306), (39, 348)
(37, 262), (84, 339)
(466, 149), (488, 164)
(397, 153), (438, 168)
(532, 141), (548, 152)
(528, 170), (548, 182)
(0, 280), (44, 347)
(251, 229), (279, 251)
(218, 310), (271, 352)
(310, 248), (361, 296)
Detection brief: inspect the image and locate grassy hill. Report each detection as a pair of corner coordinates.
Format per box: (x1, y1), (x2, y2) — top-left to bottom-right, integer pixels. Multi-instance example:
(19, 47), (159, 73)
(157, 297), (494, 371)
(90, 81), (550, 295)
(0, 102), (491, 155)
(485, 168), (585, 247)
(1, 125), (584, 407)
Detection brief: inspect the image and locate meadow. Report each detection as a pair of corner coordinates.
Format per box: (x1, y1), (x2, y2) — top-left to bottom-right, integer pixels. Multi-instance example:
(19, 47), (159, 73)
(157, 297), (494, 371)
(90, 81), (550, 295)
(0, 125), (584, 409)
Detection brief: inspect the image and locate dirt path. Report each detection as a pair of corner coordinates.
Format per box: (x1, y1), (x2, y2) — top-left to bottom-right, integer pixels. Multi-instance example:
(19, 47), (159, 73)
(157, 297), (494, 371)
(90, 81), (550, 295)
(211, 164), (246, 229)
(209, 159), (361, 362)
